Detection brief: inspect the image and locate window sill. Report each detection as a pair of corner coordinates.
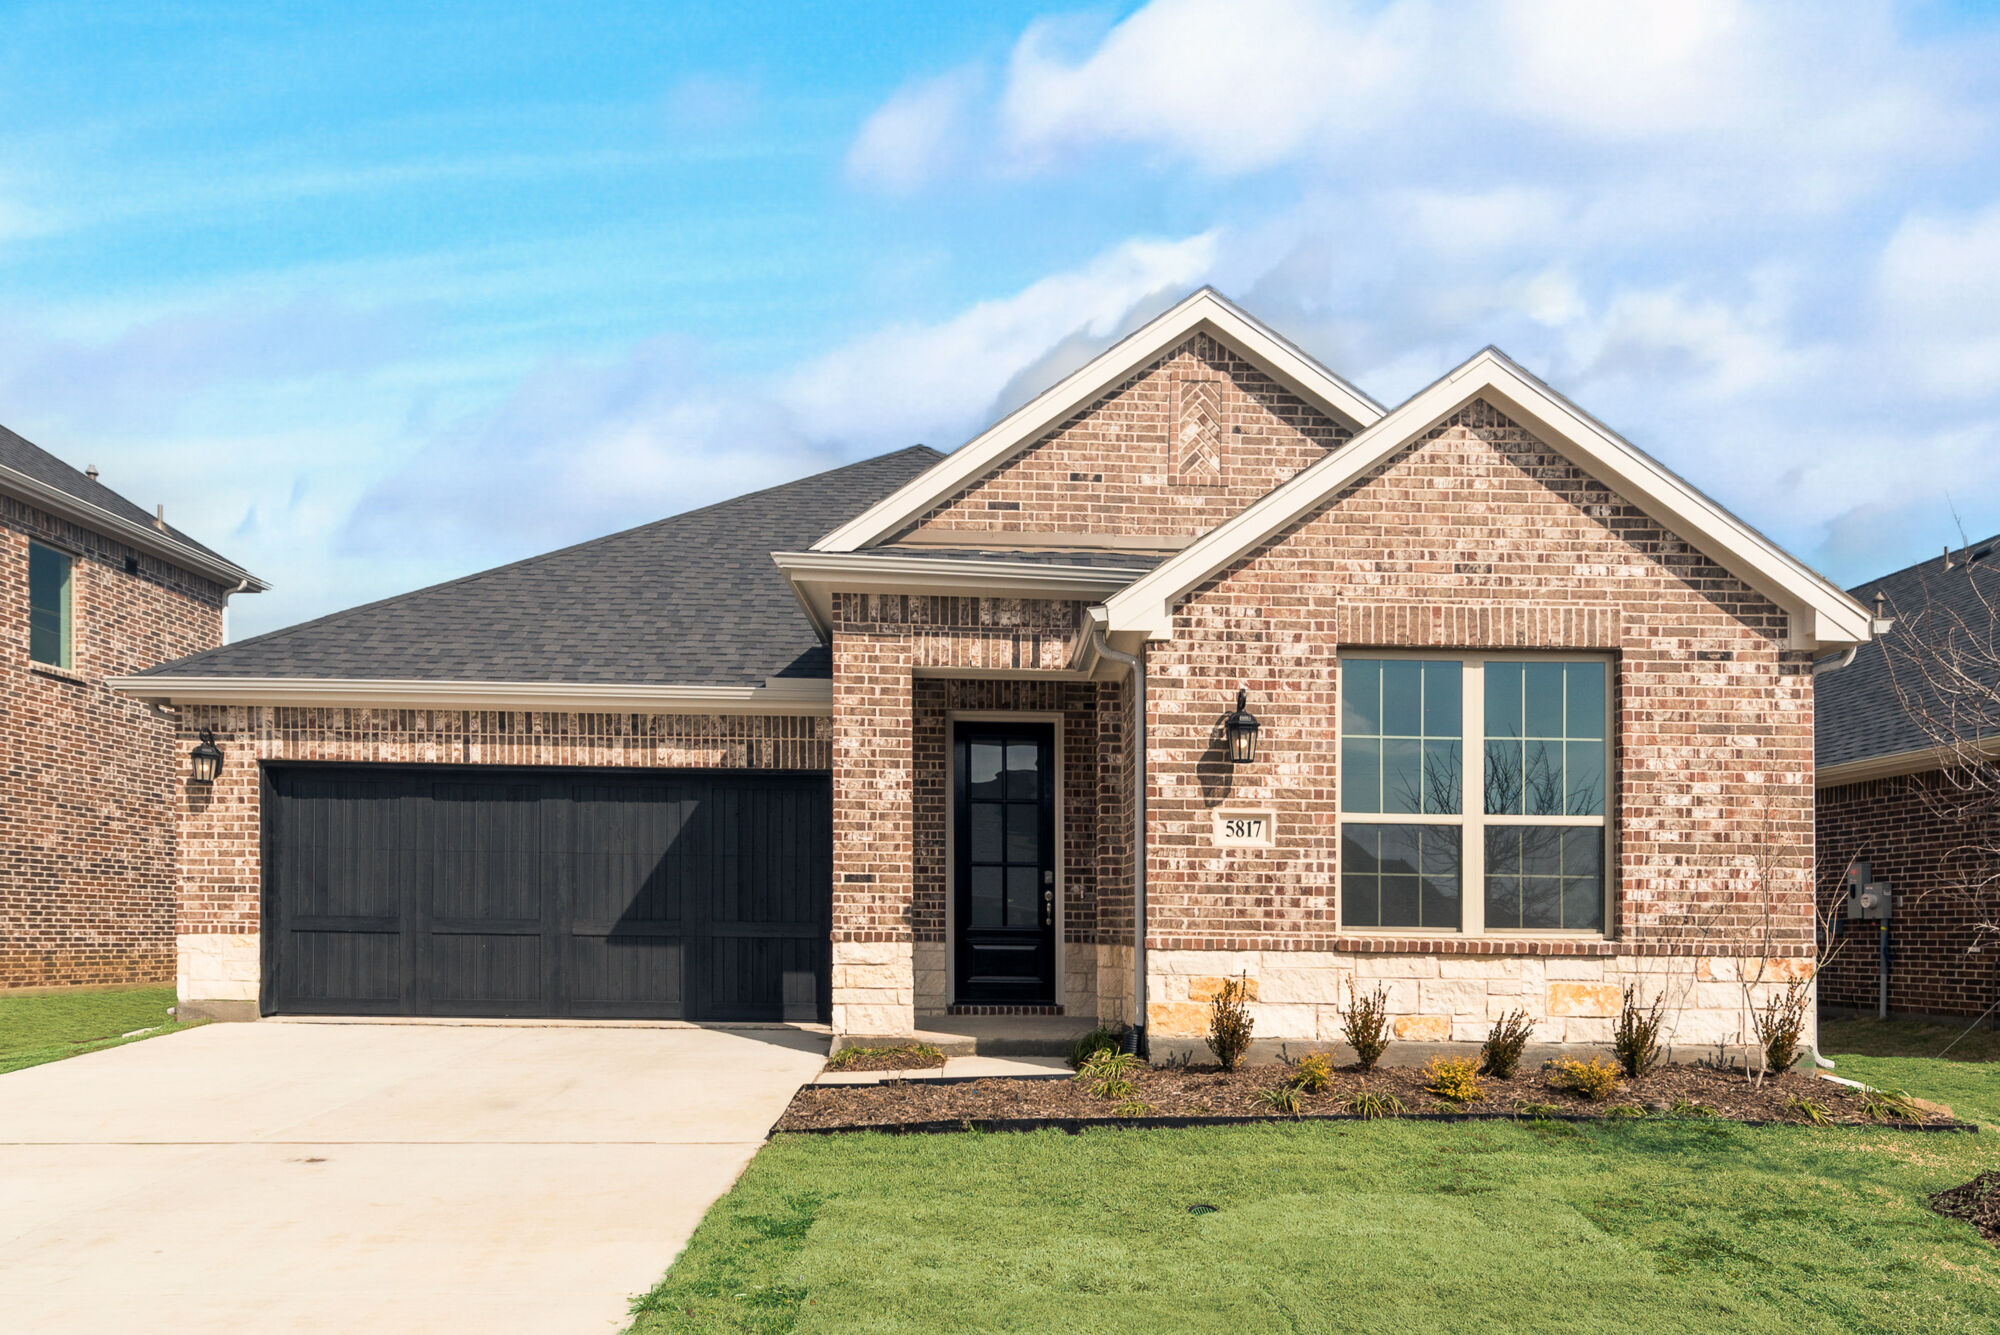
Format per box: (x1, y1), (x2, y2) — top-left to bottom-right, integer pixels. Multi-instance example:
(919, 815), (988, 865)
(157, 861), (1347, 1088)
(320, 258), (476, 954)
(28, 662), (89, 687)
(1332, 935), (1616, 956)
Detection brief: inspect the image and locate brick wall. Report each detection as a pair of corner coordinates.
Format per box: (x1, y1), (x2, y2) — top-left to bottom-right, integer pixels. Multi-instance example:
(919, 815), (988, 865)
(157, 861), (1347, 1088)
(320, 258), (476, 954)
(1, 496), (228, 988)
(1818, 769), (2000, 1020)
(901, 333), (1350, 540)
(173, 705), (828, 1002)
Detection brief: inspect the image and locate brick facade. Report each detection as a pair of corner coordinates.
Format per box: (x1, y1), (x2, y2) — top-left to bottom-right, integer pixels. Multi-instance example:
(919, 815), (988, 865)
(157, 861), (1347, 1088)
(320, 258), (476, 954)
(2, 495), (228, 988)
(902, 333), (1350, 541)
(1817, 769), (2000, 1021)
(172, 706), (828, 1004)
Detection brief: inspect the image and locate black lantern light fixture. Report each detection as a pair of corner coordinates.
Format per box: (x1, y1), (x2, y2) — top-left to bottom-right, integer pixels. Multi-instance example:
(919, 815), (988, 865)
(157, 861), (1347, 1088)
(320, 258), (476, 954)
(188, 728), (224, 785)
(1223, 687), (1260, 765)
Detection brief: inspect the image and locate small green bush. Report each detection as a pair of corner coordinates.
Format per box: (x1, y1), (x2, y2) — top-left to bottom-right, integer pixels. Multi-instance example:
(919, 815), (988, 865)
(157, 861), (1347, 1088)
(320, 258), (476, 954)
(1601, 1104), (1646, 1119)
(1548, 1056), (1624, 1102)
(1516, 1101), (1565, 1119)
(1479, 1008), (1534, 1079)
(1342, 982), (1391, 1071)
(1074, 1049), (1143, 1101)
(1782, 1095), (1833, 1126)
(1069, 1024), (1125, 1071)
(1861, 1088), (1921, 1123)
(1345, 1089), (1405, 1120)
(1256, 1085), (1303, 1116)
(1422, 1055), (1484, 1103)
(1755, 979), (1811, 1074)
(1667, 1097), (1717, 1119)
(1612, 985), (1665, 1080)
(1111, 1099), (1155, 1118)
(1289, 1051), (1335, 1093)
(1206, 976), (1255, 1071)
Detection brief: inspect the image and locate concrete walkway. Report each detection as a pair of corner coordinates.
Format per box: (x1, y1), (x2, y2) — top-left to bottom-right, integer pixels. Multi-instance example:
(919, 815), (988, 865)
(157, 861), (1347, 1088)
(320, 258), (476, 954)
(0, 1020), (826, 1334)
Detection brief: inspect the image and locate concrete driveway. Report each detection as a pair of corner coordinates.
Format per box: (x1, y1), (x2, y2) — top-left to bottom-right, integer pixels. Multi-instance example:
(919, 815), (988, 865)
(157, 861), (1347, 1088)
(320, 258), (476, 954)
(0, 1020), (825, 1334)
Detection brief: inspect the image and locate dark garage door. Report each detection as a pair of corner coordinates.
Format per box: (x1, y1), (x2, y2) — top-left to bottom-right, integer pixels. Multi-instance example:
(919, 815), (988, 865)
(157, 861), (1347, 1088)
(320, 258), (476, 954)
(263, 766), (831, 1021)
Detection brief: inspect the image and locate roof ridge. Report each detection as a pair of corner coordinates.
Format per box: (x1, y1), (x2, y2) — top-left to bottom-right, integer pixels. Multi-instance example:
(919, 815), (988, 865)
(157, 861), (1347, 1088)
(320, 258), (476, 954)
(1848, 531), (2000, 593)
(0, 419), (236, 563)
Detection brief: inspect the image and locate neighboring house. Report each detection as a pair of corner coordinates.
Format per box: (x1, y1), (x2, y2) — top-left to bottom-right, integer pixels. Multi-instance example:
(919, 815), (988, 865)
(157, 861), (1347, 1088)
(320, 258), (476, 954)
(115, 289), (1874, 1057)
(1817, 538), (2000, 1023)
(2, 423), (264, 989)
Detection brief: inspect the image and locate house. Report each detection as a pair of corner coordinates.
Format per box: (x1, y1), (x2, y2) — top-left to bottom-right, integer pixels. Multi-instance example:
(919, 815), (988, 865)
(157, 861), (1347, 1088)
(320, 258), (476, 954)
(1816, 537), (2000, 1023)
(3, 422), (263, 989)
(113, 289), (1873, 1057)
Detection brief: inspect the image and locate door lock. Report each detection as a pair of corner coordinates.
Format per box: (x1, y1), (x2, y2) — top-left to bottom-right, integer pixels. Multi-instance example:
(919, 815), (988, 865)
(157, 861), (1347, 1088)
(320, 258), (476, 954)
(1043, 887), (1054, 926)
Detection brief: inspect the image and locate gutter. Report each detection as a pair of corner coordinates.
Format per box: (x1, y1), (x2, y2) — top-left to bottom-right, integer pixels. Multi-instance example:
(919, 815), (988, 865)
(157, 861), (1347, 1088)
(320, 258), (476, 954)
(1087, 607), (1147, 1056)
(0, 462), (267, 593)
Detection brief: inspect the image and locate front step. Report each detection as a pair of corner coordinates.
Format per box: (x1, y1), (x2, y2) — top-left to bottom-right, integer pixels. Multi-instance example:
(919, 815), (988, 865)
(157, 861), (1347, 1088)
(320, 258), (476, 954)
(832, 1015), (1095, 1058)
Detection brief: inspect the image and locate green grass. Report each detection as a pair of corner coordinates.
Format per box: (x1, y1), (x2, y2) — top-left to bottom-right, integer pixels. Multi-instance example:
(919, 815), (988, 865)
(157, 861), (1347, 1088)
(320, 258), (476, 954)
(1820, 1017), (2000, 1130)
(632, 1040), (2000, 1335)
(0, 985), (197, 1074)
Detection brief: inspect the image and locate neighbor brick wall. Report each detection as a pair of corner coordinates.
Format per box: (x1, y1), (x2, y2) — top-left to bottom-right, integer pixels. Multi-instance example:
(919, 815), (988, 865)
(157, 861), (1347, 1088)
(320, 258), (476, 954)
(901, 333), (1351, 541)
(1146, 398), (1817, 960)
(1817, 769), (2000, 1020)
(1, 495), (228, 988)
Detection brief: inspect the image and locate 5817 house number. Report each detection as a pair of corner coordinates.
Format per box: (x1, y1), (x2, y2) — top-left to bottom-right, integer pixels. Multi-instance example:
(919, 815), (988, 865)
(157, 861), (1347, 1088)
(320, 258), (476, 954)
(1213, 811), (1276, 849)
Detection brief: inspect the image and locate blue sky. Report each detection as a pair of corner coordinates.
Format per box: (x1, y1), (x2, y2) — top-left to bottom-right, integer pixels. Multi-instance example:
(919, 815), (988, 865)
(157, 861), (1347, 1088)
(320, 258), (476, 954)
(4, 1), (2000, 638)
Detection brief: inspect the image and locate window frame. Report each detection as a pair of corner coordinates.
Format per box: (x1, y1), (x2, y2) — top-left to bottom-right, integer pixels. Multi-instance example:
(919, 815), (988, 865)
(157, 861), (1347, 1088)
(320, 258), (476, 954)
(27, 540), (75, 671)
(1337, 651), (1615, 938)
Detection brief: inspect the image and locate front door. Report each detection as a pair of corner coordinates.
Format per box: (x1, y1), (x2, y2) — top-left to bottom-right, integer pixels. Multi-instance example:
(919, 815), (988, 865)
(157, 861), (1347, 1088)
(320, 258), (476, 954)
(953, 722), (1056, 1005)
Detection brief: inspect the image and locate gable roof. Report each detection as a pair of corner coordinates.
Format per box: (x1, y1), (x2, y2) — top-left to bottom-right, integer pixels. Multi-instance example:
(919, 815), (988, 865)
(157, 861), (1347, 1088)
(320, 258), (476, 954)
(1103, 346), (1877, 654)
(0, 421), (265, 591)
(811, 287), (1385, 553)
(114, 447), (941, 709)
(1817, 537), (2000, 782)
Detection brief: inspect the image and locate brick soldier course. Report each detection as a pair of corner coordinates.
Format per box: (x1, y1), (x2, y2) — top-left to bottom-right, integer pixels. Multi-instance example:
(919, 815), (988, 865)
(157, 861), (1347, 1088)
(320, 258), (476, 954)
(113, 289), (1875, 1055)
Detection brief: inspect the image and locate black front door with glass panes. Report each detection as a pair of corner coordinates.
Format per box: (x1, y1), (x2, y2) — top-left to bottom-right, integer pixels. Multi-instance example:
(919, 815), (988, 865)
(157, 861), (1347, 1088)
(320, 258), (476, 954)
(953, 721), (1056, 1004)
(1339, 657), (1610, 936)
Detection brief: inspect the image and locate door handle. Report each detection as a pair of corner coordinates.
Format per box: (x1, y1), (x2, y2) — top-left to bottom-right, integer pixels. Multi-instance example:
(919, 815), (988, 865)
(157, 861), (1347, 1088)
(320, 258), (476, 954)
(1043, 887), (1053, 926)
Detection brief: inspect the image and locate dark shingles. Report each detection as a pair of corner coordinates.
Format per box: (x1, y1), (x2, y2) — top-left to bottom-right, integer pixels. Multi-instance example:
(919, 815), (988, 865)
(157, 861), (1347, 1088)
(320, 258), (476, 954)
(140, 447), (943, 686)
(1818, 536), (2000, 769)
(0, 421), (235, 564)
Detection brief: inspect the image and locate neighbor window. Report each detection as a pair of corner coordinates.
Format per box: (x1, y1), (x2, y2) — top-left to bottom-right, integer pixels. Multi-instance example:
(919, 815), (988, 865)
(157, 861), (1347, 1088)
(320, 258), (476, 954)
(1339, 656), (1610, 934)
(28, 542), (73, 669)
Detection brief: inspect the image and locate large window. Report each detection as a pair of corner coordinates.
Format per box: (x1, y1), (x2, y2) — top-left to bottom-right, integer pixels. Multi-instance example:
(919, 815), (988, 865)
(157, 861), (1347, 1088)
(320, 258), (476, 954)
(28, 542), (72, 669)
(1340, 656), (1610, 934)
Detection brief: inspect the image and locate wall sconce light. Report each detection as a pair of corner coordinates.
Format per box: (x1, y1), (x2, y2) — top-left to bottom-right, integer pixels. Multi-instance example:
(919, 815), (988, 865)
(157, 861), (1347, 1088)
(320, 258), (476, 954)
(1223, 688), (1260, 765)
(189, 728), (224, 784)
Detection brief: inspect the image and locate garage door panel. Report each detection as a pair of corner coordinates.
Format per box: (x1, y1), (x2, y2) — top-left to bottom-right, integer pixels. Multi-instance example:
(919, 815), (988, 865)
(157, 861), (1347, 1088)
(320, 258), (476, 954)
(267, 766), (828, 1021)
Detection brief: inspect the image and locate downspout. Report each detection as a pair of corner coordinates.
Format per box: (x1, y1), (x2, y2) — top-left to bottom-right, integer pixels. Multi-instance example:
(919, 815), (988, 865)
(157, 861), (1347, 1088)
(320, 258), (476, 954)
(1087, 611), (1147, 1057)
(1808, 630), (1879, 1064)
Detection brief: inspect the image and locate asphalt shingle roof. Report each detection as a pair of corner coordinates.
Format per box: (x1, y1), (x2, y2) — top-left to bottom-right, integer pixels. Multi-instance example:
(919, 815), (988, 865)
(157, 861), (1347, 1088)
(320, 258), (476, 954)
(1817, 535), (2000, 770)
(0, 421), (235, 565)
(139, 446), (944, 687)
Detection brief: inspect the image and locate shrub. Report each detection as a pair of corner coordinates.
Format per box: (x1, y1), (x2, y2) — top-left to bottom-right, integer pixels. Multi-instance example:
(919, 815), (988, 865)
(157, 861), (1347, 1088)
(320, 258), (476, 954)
(1069, 1024), (1126, 1071)
(1754, 979), (1811, 1074)
(1516, 1101), (1565, 1119)
(1422, 1056), (1484, 1103)
(1548, 1057), (1624, 1102)
(1479, 1008), (1534, 1079)
(1612, 985), (1665, 1080)
(1111, 1099), (1156, 1119)
(1206, 975), (1255, 1072)
(1602, 1104), (1647, 1119)
(1074, 1049), (1143, 1101)
(1289, 1051), (1335, 1093)
(1341, 982), (1392, 1071)
(1256, 1085), (1303, 1116)
(1668, 1097), (1718, 1119)
(1782, 1095), (1833, 1126)
(1345, 1089), (1406, 1120)
(1861, 1088), (1921, 1123)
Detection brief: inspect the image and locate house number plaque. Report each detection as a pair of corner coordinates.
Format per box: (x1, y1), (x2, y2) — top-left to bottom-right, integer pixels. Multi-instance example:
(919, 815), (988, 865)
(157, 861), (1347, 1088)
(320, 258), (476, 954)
(1212, 810), (1275, 849)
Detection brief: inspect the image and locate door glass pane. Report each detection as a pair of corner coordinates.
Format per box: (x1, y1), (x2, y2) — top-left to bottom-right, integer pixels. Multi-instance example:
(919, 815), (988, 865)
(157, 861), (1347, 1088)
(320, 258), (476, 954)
(1006, 866), (1039, 926)
(1006, 803), (1039, 863)
(970, 867), (1003, 926)
(968, 804), (1002, 862)
(1005, 743), (1039, 799)
(968, 744), (1004, 800)
(1340, 824), (1461, 930)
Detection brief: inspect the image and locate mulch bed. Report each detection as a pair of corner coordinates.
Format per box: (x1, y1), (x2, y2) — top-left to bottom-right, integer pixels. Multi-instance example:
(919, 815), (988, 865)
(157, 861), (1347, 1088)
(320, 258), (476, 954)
(777, 1060), (1972, 1133)
(1932, 1172), (2000, 1243)
(824, 1044), (949, 1072)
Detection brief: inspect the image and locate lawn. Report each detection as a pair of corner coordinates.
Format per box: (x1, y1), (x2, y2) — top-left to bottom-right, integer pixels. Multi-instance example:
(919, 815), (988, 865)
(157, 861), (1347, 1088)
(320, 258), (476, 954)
(633, 1034), (2000, 1335)
(0, 984), (195, 1074)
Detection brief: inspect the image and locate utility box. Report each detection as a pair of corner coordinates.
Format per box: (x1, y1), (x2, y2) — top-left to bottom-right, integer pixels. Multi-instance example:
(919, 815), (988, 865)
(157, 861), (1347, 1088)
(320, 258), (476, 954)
(1845, 860), (1893, 921)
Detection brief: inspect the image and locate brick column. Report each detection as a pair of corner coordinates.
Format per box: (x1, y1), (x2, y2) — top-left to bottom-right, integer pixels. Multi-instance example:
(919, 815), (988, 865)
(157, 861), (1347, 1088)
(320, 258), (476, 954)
(830, 608), (916, 1035)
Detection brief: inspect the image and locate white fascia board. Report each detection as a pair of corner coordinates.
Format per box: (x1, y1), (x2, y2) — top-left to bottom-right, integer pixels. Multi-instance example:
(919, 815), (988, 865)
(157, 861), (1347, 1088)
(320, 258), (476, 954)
(809, 287), (1384, 554)
(103, 675), (834, 715)
(774, 550), (1151, 640)
(0, 463), (268, 593)
(1105, 348), (1875, 651)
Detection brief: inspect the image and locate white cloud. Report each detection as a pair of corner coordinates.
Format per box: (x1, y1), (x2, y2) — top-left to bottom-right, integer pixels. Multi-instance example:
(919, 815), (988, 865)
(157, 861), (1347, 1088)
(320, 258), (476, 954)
(845, 66), (984, 193)
(1877, 200), (2000, 399)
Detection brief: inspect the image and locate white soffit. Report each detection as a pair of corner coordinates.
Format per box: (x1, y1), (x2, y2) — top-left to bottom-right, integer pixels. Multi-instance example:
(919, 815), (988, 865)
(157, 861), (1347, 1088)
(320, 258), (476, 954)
(773, 549), (1151, 640)
(1104, 347), (1875, 651)
(810, 287), (1385, 554)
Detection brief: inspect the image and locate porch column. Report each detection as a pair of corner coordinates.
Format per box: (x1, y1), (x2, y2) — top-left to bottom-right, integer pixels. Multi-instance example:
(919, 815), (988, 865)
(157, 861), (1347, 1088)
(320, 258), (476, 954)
(829, 606), (916, 1036)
